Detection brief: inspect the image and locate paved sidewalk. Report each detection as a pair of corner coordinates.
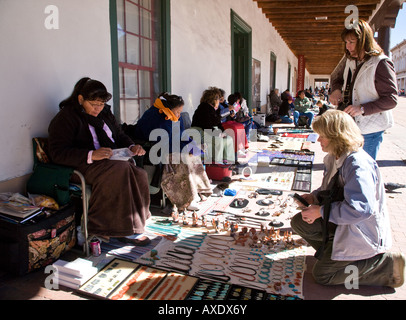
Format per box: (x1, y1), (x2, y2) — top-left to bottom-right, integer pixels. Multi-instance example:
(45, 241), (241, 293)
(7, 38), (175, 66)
(1, 98), (405, 300)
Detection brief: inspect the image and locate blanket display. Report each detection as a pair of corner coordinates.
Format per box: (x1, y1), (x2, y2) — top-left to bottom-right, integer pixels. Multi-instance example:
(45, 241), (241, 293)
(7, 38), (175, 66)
(93, 128), (320, 301)
(134, 217), (307, 300)
(78, 257), (303, 300)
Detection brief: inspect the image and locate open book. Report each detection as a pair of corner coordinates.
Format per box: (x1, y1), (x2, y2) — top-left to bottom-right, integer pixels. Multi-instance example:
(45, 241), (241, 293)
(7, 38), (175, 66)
(0, 201), (41, 218)
(110, 148), (135, 162)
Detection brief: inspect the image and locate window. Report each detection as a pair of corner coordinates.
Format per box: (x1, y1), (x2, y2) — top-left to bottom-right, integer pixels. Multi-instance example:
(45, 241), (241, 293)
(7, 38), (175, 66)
(270, 52), (276, 91)
(112, 0), (170, 124)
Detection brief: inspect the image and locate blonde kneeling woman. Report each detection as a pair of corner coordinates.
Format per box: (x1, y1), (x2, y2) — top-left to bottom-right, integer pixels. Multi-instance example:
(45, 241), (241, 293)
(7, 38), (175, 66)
(291, 110), (405, 288)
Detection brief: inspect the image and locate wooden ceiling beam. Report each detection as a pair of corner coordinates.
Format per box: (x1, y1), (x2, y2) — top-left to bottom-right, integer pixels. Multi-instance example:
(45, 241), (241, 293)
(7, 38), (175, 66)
(278, 27), (343, 32)
(287, 46), (343, 51)
(295, 57), (342, 61)
(253, 0), (383, 75)
(265, 12), (373, 19)
(267, 15), (370, 23)
(291, 50), (344, 55)
(306, 69), (340, 72)
(306, 63), (339, 66)
(294, 56), (344, 60)
(308, 66), (338, 69)
(255, 0), (380, 9)
(269, 21), (346, 28)
(278, 28), (343, 34)
(284, 37), (342, 42)
(309, 66), (339, 68)
(308, 69), (335, 72)
(279, 32), (343, 37)
(259, 4), (377, 14)
(289, 46), (343, 52)
(286, 40), (342, 44)
(301, 58), (344, 61)
(294, 52), (344, 55)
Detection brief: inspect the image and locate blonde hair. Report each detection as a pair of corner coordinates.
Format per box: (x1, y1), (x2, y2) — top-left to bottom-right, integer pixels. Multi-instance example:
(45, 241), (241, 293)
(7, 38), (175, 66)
(312, 110), (364, 157)
(341, 19), (383, 60)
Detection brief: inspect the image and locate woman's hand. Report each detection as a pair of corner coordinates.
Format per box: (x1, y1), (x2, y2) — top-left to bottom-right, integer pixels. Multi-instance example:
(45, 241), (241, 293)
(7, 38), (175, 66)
(301, 205), (322, 224)
(294, 193), (316, 207)
(130, 145), (146, 156)
(92, 148), (113, 161)
(344, 105), (363, 117)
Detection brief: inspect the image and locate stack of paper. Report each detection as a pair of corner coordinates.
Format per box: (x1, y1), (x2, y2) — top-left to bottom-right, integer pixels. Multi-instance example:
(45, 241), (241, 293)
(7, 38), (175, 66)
(257, 155), (270, 167)
(53, 258), (98, 289)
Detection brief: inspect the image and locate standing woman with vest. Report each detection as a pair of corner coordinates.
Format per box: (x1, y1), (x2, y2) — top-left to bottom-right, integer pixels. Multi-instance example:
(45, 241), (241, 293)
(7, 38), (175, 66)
(330, 20), (398, 160)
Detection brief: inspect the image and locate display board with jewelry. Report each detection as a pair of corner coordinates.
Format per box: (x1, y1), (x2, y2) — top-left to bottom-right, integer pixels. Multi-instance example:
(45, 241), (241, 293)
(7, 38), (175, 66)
(137, 197), (309, 300)
(187, 230), (307, 299)
(248, 149), (315, 166)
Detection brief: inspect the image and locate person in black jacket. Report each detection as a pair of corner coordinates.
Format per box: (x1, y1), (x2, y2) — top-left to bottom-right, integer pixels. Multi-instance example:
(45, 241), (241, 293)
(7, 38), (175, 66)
(192, 88), (223, 131)
(278, 95), (294, 124)
(48, 77), (151, 245)
(191, 87), (235, 164)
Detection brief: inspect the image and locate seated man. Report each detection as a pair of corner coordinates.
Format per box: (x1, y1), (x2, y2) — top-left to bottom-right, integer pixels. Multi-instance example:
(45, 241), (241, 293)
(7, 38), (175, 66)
(294, 90), (314, 128)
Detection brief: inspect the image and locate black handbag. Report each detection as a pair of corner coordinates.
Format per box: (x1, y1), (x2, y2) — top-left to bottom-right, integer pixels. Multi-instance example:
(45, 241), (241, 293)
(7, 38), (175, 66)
(314, 170), (344, 260)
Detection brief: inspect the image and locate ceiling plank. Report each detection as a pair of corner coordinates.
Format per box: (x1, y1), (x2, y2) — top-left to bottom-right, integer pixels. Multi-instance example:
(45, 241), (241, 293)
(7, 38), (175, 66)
(266, 16), (370, 23)
(252, 0), (385, 75)
(259, 5), (377, 14)
(255, 0), (379, 9)
(265, 12), (373, 19)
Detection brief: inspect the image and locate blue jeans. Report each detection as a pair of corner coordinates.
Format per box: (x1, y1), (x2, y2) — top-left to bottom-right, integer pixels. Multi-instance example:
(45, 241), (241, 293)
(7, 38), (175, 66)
(293, 111), (314, 127)
(279, 116), (293, 124)
(363, 131), (384, 160)
(239, 119), (255, 140)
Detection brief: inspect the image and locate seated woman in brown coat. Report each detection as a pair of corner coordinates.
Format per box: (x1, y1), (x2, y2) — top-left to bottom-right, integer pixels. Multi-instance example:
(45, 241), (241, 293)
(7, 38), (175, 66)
(48, 77), (151, 246)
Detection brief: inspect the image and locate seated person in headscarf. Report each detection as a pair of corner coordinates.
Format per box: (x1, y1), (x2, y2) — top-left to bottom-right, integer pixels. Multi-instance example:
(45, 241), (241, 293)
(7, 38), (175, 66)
(134, 93), (212, 211)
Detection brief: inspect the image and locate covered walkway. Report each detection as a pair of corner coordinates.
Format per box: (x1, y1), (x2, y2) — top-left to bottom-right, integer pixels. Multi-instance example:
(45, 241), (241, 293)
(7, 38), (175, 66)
(1, 97), (405, 301)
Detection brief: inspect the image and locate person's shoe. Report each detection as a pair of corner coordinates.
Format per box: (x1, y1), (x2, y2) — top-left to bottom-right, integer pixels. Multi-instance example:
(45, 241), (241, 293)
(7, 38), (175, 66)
(117, 234), (151, 247)
(390, 253), (405, 288)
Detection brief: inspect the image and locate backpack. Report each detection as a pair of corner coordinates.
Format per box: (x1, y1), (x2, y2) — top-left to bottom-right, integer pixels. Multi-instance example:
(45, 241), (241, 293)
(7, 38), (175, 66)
(298, 116), (309, 127)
